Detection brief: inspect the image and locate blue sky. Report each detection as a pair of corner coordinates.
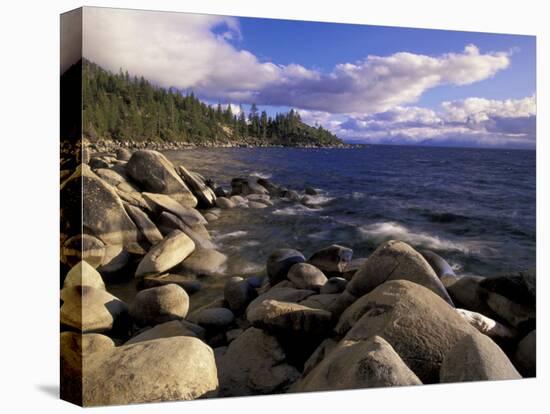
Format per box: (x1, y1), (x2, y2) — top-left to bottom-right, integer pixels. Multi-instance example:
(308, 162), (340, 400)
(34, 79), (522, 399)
(82, 7), (536, 148)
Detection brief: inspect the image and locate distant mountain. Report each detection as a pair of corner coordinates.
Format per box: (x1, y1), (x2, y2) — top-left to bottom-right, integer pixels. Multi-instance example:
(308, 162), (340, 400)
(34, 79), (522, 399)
(78, 59), (344, 147)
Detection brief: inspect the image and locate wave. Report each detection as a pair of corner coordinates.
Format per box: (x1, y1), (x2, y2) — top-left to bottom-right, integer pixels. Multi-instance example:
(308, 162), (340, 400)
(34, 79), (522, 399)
(359, 221), (471, 252)
(215, 230), (248, 241)
(302, 194), (335, 206)
(250, 171), (272, 179)
(273, 204), (319, 216)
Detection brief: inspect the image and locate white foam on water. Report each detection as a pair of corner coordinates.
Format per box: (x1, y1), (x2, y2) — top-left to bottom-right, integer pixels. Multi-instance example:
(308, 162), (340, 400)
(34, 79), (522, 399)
(359, 221), (470, 252)
(303, 194), (335, 206)
(273, 204), (318, 216)
(215, 230), (248, 241)
(250, 171), (272, 179)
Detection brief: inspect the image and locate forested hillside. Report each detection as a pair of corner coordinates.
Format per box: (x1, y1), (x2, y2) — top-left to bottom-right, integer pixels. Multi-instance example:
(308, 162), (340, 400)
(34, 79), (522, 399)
(81, 60), (343, 146)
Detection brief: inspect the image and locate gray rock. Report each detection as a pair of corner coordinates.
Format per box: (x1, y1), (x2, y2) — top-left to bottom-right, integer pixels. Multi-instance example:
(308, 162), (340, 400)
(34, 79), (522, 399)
(231, 177), (269, 196)
(116, 148), (132, 161)
(83, 337), (218, 406)
(514, 330), (536, 377)
(308, 244), (353, 274)
(247, 299), (332, 336)
(126, 150), (197, 207)
(266, 248), (306, 285)
(420, 249), (457, 285)
(124, 203), (163, 245)
(320, 277), (348, 294)
(196, 307), (235, 330)
(224, 276), (257, 313)
(440, 333), (521, 382)
(341, 280), (478, 383)
(60, 286), (129, 334)
(293, 336), (422, 392)
(287, 263), (328, 290)
(142, 192), (206, 225)
(63, 260), (105, 290)
(447, 275), (492, 315)
(346, 240), (454, 306)
(129, 284), (189, 326)
(217, 327), (300, 396)
(157, 211), (214, 249)
(178, 165), (217, 208)
(134, 230), (195, 278)
(177, 247), (227, 276)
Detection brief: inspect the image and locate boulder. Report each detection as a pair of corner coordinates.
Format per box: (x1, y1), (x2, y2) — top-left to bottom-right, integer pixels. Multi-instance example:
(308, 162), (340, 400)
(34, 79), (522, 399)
(129, 284), (189, 326)
(456, 308), (516, 340)
(248, 300), (332, 336)
(178, 165), (217, 208)
(61, 164), (141, 247)
(196, 307), (235, 330)
(126, 150), (198, 207)
(89, 157), (110, 169)
(287, 263), (328, 291)
(302, 338), (338, 377)
(94, 168), (127, 187)
(63, 260), (105, 290)
(346, 240), (453, 306)
(215, 197), (236, 209)
(342, 257), (367, 280)
(61, 234), (105, 268)
(134, 230), (195, 278)
(485, 291), (535, 330)
(249, 201), (268, 208)
(440, 333), (521, 382)
(246, 287), (316, 320)
(177, 247), (227, 276)
(299, 294), (340, 312)
(116, 147), (132, 161)
(231, 177), (269, 196)
(60, 286), (129, 334)
(96, 245), (131, 274)
(125, 320), (200, 345)
(341, 280), (478, 383)
(293, 336), (422, 392)
(514, 330), (536, 377)
(224, 276), (258, 313)
(320, 277), (347, 294)
(420, 249), (457, 286)
(216, 327), (300, 396)
(446, 275), (492, 315)
(123, 204), (163, 245)
(142, 192), (206, 225)
(83, 337), (218, 406)
(266, 248), (306, 285)
(256, 178), (282, 196)
(157, 211), (214, 249)
(142, 273), (202, 294)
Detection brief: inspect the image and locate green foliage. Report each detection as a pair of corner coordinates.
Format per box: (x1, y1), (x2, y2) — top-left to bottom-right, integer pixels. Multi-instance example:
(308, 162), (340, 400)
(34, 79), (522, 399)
(82, 60), (343, 146)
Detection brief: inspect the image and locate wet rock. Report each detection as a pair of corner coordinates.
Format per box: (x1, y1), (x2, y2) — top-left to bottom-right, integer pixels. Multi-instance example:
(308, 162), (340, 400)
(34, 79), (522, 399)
(287, 263), (328, 290)
(60, 286), (129, 334)
(293, 336), (422, 392)
(196, 307), (235, 330)
(134, 230), (195, 278)
(346, 240), (453, 306)
(83, 337), (218, 405)
(266, 248), (306, 285)
(224, 276), (258, 313)
(126, 150), (198, 207)
(341, 280), (478, 383)
(217, 327), (300, 396)
(129, 284), (189, 326)
(514, 330), (536, 377)
(440, 333), (521, 382)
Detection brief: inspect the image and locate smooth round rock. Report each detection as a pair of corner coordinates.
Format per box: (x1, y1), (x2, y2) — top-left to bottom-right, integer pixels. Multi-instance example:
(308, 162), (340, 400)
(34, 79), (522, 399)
(287, 263), (328, 290)
(63, 260), (105, 290)
(224, 276), (257, 312)
(266, 248), (306, 285)
(196, 307), (235, 330)
(320, 277), (347, 294)
(308, 244), (353, 274)
(129, 284), (189, 326)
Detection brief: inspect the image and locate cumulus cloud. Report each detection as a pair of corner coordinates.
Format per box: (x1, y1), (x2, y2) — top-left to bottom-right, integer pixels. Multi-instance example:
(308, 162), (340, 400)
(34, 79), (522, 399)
(83, 8), (511, 114)
(306, 95), (536, 148)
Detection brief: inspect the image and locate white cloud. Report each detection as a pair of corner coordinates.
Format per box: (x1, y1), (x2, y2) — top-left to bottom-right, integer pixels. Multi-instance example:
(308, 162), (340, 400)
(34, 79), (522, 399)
(312, 95), (536, 148)
(83, 8), (511, 115)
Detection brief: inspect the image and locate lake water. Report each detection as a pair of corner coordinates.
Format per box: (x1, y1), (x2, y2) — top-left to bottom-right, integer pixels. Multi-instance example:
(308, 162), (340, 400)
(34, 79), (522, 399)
(165, 145), (536, 279)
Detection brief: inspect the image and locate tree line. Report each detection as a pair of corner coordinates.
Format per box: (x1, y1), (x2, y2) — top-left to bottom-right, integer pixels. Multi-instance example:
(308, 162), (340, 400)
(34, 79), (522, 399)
(81, 60), (343, 146)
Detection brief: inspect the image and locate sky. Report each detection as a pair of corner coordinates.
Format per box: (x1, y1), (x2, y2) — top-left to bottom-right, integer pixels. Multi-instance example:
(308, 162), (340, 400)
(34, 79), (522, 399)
(81, 7), (536, 149)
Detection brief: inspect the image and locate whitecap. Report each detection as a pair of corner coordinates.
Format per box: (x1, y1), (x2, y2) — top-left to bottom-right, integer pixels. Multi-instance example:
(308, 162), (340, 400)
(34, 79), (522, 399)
(359, 221), (469, 252)
(250, 171), (272, 179)
(273, 205), (318, 216)
(302, 195), (335, 206)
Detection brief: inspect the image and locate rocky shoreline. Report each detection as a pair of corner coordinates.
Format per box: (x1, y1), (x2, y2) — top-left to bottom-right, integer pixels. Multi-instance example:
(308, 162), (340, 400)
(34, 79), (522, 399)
(60, 146), (536, 406)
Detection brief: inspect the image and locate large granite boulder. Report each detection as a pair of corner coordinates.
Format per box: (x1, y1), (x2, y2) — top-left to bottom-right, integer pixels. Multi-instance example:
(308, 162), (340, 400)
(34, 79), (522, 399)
(83, 337), (218, 406)
(246, 287), (316, 320)
(287, 263), (328, 291)
(341, 280), (478, 383)
(134, 230), (195, 278)
(129, 284), (189, 327)
(126, 150), (197, 208)
(216, 327), (300, 397)
(125, 320), (202, 345)
(224, 276), (257, 313)
(440, 333), (521, 382)
(292, 336), (422, 392)
(123, 204), (163, 245)
(178, 165), (217, 208)
(346, 240), (453, 306)
(142, 192), (206, 225)
(157, 211), (214, 249)
(60, 286), (129, 334)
